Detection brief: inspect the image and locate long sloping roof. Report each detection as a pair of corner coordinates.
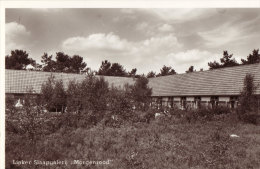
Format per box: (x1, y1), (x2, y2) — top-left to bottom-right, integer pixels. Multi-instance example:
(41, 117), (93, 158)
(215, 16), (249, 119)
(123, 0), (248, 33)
(5, 63), (260, 96)
(148, 63), (260, 96)
(5, 70), (135, 94)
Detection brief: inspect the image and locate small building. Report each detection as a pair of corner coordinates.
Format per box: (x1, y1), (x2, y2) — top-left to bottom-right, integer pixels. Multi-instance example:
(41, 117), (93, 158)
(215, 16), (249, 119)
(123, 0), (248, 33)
(5, 63), (260, 109)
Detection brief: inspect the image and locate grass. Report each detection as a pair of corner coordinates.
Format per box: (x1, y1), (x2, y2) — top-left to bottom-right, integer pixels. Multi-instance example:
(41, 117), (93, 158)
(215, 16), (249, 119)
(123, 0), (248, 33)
(6, 112), (260, 169)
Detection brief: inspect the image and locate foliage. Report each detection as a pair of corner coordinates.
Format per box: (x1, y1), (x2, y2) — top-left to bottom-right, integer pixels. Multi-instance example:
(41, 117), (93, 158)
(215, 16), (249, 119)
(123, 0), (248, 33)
(131, 76), (152, 111)
(239, 74), (258, 113)
(208, 51), (239, 70)
(6, 94), (45, 143)
(241, 49), (260, 65)
(97, 60), (112, 75)
(107, 85), (134, 120)
(80, 75), (110, 115)
(97, 60), (128, 77)
(41, 53), (56, 72)
(41, 75), (55, 111)
(157, 65), (177, 76)
(110, 63), (128, 76)
(6, 111), (260, 169)
(41, 75), (66, 112)
(52, 79), (67, 113)
(186, 65), (195, 73)
(66, 80), (82, 113)
(146, 71), (156, 78)
(41, 52), (87, 73)
(128, 68), (137, 77)
(237, 74), (259, 124)
(5, 49), (36, 70)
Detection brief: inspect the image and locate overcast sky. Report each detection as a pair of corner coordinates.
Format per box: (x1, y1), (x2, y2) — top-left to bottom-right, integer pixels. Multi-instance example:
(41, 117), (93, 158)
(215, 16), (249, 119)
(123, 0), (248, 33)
(5, 8), (260, 74)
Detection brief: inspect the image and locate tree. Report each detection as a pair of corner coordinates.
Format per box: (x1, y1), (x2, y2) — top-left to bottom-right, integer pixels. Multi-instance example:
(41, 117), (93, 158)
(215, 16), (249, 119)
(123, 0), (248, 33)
(241, 49), (260, 65)
(41, 53), (56, 72)
(70, 55), (87, 73)
(41, 75), (66, 112)
(239, 74), (258, 114)
(186, 66), (195, 73)
(109, 63), (127, 76)
(66, 80), (81, 113)
(41, 75), (55, 111)
(147, 71), (156, 78)
(221, 51), (239, 67)
(5, 49), (36, 70)
(208, 51), (239, 70)
(97, 60), (127, 77)
(41, 52), (87, 73)
(208, 61), (222, 70)
(55, 52), (71, 72)
(131, 76), (152, 111)
(157, 65), (176, 76)
(52, 79), (67, 113)
(128, 68), (137, 77)
(97, 60), (111, 76)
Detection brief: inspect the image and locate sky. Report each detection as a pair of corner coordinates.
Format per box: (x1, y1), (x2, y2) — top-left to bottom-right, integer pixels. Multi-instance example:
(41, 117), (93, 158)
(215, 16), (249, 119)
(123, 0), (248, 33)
(5, 8), (260, 74)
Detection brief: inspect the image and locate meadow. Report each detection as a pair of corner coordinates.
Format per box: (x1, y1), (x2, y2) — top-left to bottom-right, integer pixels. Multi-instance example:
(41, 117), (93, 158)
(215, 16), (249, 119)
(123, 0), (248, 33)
(6, 110), (260, 169)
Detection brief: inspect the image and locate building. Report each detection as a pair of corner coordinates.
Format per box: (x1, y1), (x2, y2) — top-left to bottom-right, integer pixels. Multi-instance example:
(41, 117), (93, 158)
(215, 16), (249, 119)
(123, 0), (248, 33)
(149, 63), (260, 109)
(5, 63), (260, 109)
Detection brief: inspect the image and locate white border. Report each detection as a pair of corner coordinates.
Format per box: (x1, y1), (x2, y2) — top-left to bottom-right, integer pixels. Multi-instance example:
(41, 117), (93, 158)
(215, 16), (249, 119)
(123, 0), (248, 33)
(1, 0), (260, 8)
(1, 0), (260, 168)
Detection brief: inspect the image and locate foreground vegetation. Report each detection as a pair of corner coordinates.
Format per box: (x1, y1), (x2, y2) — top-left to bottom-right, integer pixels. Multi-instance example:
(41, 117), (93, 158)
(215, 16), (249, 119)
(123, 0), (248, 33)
(6, 110), (260, 169)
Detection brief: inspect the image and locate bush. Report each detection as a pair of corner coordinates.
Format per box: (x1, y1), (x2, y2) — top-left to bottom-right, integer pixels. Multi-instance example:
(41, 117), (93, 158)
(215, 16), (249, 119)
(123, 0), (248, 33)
(6, 94), (46, 144)
(41, 75), (66, 112)
(237, 74), (260, 124)
(108, 85), (134, 121)
(131, 76), (152, 111)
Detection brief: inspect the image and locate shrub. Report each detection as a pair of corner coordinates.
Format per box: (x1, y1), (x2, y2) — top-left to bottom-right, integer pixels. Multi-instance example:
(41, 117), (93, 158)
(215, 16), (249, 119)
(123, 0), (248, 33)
(237, 74), (260, 124)
(108, 85), (133, 121)
(131, 76), (152, 111)
(41, 75), (66, 112)
(66, 80), (82, 113)
(80, 75), (109, 120)
(52, 79), (67, 113)
(6, 93), (46, 144)
(212, 106), (231, 115)
(41, 75), (55, 111)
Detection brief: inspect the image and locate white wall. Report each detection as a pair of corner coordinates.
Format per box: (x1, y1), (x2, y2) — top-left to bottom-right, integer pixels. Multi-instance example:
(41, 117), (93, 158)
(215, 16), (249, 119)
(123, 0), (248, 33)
(201, 97), (210, 102)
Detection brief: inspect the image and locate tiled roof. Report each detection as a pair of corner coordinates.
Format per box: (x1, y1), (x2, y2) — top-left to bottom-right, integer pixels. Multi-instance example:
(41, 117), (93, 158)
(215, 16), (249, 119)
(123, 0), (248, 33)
(5, 70), (135, 94)
(5, 63), (260, 96)
(148, 63), (260, 96)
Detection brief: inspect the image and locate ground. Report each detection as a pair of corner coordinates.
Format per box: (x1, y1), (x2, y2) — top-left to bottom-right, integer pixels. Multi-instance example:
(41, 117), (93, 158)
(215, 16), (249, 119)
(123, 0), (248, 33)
(6, 112), (260, 169)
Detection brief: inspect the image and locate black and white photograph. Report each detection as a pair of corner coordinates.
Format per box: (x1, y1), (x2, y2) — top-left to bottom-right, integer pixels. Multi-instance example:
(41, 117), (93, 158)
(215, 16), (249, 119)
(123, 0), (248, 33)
(2, 3), (260, 169)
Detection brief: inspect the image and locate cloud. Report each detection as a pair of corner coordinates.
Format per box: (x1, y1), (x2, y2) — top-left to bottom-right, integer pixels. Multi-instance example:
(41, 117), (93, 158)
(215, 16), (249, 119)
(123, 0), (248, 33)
(136, 22), (174, 36)
(158, 23), (174, 32)
(198, 16), (260, 48)
(166, 49), (220, 72)
(61, 33), (183, 73)
(5, 22), (31, 54)
(62, 33), (131, 53)
(136, 22), (149, 30)
(198, 23), (241, 48)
